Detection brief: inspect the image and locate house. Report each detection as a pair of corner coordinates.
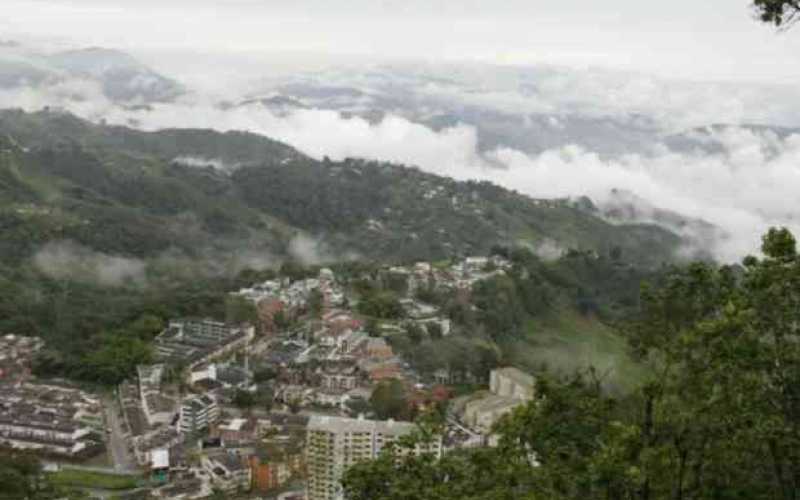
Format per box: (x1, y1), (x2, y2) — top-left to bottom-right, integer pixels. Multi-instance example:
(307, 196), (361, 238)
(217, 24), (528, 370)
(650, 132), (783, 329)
(203, 452), (252, 493)
(137, 364), (176, 427)
(362, 338), (393, 360)
(215, 418), (257, 447)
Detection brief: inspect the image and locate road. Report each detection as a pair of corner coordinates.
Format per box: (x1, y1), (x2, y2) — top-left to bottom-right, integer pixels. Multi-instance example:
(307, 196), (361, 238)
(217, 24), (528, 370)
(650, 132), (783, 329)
(103, 394), (138, 472)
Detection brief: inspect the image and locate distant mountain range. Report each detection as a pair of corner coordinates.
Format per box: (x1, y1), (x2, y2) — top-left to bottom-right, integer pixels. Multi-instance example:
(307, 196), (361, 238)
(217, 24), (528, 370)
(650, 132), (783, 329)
(0, 45), (183, 103)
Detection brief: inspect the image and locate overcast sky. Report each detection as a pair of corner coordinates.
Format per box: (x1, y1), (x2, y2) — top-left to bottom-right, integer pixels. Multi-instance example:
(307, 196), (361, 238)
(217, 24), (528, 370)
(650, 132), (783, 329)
(2, 0), (798, 83)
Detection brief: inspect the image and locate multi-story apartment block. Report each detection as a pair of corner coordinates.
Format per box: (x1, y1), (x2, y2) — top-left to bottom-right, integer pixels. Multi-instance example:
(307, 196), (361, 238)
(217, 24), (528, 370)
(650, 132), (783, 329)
(306, 416), (442, 500)
(179, 394), (219, 435)
(154, 318), (255, 369)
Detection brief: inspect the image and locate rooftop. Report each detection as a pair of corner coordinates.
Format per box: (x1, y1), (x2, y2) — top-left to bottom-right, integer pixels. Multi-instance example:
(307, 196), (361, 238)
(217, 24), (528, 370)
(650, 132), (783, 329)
(308, 415), (417, 436)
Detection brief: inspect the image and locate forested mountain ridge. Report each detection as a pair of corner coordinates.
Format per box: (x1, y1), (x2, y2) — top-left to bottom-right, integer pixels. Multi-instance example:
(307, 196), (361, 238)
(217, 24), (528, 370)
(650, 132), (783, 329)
(0, 108), (682, 266)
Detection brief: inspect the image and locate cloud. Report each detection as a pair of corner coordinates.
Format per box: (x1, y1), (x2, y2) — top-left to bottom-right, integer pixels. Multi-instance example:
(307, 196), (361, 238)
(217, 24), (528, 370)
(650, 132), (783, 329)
(33, 241), (146, 287)
(287, 234), (359, 266)
(172, 156), (238, 174)
(4, 49), (800, 263)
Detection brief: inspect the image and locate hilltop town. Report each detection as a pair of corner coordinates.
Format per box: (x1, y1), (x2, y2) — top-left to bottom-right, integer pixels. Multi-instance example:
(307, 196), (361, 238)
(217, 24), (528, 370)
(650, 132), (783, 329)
(0, 254), (538, 499)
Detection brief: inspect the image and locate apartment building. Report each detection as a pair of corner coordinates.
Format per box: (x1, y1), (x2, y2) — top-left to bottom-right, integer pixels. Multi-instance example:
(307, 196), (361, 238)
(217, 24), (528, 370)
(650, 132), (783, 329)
(154, 318), (255, 369)
(179, 394), (219, 435)
(306, 416), (442, 500)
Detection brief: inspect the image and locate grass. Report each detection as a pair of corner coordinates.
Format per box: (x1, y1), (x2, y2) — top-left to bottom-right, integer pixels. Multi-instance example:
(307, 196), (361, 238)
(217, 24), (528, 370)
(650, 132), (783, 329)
(502, 309), (647, 393)
(47, 469), (139, 491)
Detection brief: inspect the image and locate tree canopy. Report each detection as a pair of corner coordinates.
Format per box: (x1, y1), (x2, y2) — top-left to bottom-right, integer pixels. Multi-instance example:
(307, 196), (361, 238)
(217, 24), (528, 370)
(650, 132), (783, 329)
(343, 228), (800, 500)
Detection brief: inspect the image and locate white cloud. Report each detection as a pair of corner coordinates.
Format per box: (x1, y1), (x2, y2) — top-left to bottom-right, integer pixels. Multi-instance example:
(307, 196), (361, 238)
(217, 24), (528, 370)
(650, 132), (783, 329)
(33, 241), (146, 287)
(3, 50), (800, 263)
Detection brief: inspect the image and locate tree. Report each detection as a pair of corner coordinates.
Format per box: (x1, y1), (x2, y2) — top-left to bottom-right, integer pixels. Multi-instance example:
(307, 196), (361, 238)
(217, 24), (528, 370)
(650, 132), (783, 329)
(405, 322), (424, 344)
(358, 291), (404, 320)
(753, 0), (800, 27)
(256, 386), (275, 412)
(308, 288), (324, 318)
(225, 295), (258, 325)
(253, 366), (277, 383)
(344, 229), (800, 500)
(232, 389), (256, 410)
(427, 322), (443, 340)
(126, 313), (164, 340)
(365, 317), (381, 338)
(369, 379), (410, 420)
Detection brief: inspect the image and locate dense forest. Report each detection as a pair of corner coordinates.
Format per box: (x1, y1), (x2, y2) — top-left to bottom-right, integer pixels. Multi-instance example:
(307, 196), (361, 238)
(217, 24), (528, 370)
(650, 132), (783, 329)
(342, 228), (800, 500)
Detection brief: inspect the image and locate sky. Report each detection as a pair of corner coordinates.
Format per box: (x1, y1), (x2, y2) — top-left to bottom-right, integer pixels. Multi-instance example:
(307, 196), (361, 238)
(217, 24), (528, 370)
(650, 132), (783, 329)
(2, 0), (799, 83)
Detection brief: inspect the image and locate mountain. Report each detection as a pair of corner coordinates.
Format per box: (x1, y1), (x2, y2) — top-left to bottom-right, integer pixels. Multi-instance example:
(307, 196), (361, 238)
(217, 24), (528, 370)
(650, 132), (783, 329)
(48, 48), (184, 102)
(0, 108), (682, 268)
(0, 45), (183, 103)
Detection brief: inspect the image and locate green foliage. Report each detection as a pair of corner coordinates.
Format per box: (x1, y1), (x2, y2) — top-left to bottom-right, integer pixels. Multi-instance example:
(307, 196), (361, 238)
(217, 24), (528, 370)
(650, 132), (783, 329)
(78, 334), (153, 385)
(225, 295), (258, 325)
(0, 452), (82, 500)
(47, 469), (138, 491)
(753, 0), (800, 26)
(405, 322), (424, 344)
(232, 389), (257, 410)
(346, 229), (800, 500)
(308, 288), (324, 318)
(427, 322), (443, 340)
(472, 275), (527, 339)
(369, 379), (410, 420)
(253, 366), (277, 383)
(358, 291), (404, 320)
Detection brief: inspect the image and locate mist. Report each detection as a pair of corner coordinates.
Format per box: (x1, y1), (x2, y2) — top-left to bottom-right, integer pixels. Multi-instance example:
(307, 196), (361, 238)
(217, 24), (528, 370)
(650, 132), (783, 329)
(3, 41), (800, 262)
(33, 241), (147, 287)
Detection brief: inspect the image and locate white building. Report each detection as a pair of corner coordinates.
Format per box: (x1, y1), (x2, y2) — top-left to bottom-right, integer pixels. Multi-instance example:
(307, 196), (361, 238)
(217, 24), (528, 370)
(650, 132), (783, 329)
(490, 367), (536, 401)
(462, 367), (536, 434)
(137, 364), (175, 427)
(306, 416), (442, 500)
(179, 395), (219, 435)
(203, 453), (251, 493)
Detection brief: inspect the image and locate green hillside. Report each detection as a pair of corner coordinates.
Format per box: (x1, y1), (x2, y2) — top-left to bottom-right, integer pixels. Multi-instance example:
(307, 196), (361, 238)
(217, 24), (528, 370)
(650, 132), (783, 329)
(0, 108), (679, 384)
(0, 108), (681, 266)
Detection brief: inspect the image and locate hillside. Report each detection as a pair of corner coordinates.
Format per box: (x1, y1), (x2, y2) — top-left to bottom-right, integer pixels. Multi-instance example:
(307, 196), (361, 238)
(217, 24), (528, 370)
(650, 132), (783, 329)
(0, 108), (682, 267)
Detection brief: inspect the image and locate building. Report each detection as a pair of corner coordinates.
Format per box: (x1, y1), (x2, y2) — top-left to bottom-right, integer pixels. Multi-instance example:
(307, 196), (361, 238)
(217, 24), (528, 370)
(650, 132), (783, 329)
(215, 418), (257, 447)
(0, 411), (92, 456)
(203, 452), (252, 493)
(137, 364), (176, 427)
(249, 446), (304, 493)
(461, 367), (536, 434)
(490, 367), (536, 401)
(0, 382), (102, 458)
(306, 416), (442, 500)
(179, 395), (219, 435)
(154, 319), (255, 369)
(463, 394), (523, 433)
(150, 448), (170, 483)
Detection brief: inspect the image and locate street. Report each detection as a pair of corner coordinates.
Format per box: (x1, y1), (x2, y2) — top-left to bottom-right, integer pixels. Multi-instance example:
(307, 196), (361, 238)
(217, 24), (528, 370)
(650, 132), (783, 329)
(103, 394), (138, 472)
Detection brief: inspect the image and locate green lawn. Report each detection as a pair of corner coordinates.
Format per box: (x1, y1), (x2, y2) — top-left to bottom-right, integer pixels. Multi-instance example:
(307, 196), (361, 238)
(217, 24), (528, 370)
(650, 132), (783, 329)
(502, 309), (646, 393)
(47, 469), (139, 491)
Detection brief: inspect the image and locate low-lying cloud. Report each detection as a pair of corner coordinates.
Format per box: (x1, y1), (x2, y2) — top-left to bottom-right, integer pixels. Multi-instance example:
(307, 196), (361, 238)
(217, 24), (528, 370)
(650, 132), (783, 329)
(4, 50), (800, 262)
(33, 241), (146, 287)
